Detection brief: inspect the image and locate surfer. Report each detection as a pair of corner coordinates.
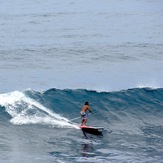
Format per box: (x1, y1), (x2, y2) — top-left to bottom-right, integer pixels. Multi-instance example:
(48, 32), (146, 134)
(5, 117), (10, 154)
(80, 101), (93, 126)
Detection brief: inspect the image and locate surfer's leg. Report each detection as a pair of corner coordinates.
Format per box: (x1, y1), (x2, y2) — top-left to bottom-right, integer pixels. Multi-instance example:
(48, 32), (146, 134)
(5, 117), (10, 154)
(81, 119), (85, 126)
(83, 118), (87, 126)
(81, 112), (87, 126)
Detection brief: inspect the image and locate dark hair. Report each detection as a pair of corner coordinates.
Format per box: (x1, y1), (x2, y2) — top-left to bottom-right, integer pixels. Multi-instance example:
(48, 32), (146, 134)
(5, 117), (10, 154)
(85, 101), (89, 105)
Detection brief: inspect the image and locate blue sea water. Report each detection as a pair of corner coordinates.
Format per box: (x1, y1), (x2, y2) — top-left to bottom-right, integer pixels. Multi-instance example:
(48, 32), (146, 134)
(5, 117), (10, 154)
(0, 0), (163, 162)
(0, 88), (163, 162)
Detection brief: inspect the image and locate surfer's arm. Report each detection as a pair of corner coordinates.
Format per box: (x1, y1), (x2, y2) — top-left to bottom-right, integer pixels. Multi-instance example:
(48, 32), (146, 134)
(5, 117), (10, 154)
(88, 106), (93, 114)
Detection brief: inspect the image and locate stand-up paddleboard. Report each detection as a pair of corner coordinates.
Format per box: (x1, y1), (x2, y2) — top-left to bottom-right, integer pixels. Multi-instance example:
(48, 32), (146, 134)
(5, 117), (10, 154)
(79, 125), (104, 136)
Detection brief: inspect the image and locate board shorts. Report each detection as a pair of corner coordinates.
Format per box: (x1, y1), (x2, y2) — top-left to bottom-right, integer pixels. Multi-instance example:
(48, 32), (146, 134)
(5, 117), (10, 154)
(80, 111), (87, 119)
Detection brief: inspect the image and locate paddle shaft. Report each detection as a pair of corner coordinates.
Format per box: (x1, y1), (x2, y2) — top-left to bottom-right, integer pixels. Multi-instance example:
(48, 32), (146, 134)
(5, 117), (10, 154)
(70, 113), (92, 122)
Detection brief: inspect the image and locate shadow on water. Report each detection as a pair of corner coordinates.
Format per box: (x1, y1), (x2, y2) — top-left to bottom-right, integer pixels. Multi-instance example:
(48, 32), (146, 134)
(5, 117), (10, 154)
(81, 127), (112, 139)
(80, 142), (95, 157)
(82, 129), (103, 139)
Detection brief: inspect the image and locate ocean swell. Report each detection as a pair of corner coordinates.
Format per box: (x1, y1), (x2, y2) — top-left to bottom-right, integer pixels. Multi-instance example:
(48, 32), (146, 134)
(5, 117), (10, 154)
(0, 87), (163, 133)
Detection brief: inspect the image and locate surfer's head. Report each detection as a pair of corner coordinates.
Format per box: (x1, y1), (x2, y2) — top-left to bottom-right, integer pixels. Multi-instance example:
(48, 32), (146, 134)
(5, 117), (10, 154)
(85, 101), (89, 106)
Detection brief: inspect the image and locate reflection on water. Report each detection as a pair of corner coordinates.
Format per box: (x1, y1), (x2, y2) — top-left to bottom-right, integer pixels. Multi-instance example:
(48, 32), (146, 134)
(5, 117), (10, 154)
(81, 142), (95, 157)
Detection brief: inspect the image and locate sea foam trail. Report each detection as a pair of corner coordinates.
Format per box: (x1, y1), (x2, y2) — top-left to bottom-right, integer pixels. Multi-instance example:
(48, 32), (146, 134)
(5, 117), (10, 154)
(0, 91), (78, 128)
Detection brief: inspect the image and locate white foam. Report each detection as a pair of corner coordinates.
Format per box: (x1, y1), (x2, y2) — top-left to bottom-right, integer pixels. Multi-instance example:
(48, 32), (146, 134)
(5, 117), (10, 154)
(0, 91), (77, 128)
(136, 84), (159, 89)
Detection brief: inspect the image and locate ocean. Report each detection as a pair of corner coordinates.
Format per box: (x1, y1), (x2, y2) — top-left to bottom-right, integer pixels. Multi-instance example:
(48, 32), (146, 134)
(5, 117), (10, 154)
(0, 0), (163, 162)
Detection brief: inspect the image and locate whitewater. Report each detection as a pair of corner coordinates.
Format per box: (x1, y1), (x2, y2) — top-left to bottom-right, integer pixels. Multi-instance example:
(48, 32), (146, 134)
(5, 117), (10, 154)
(0, 0), (163, 162)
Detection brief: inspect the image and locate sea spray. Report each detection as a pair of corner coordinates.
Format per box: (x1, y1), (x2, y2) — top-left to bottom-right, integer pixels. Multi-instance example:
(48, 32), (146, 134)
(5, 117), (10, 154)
(0, 91), (77, 128)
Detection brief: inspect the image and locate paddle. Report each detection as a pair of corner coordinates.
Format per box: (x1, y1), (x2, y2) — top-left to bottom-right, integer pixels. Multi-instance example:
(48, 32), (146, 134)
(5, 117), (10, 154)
(70, 112), (92, 122)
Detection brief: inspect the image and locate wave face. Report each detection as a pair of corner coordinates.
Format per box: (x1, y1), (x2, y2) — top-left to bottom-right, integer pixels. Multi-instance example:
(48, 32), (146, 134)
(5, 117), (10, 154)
(0, 88), (163, 162)
(0, 88), (163, 129)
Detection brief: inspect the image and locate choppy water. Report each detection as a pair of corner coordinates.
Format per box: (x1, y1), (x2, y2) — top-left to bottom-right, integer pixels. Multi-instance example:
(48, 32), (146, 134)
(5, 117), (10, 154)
(0, 88), (163, 162)
(0, 0), (163, 162)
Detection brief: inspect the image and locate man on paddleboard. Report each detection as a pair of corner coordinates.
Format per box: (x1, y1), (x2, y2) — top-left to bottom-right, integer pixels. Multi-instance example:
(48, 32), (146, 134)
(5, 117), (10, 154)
(80, 101), (93, 126)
